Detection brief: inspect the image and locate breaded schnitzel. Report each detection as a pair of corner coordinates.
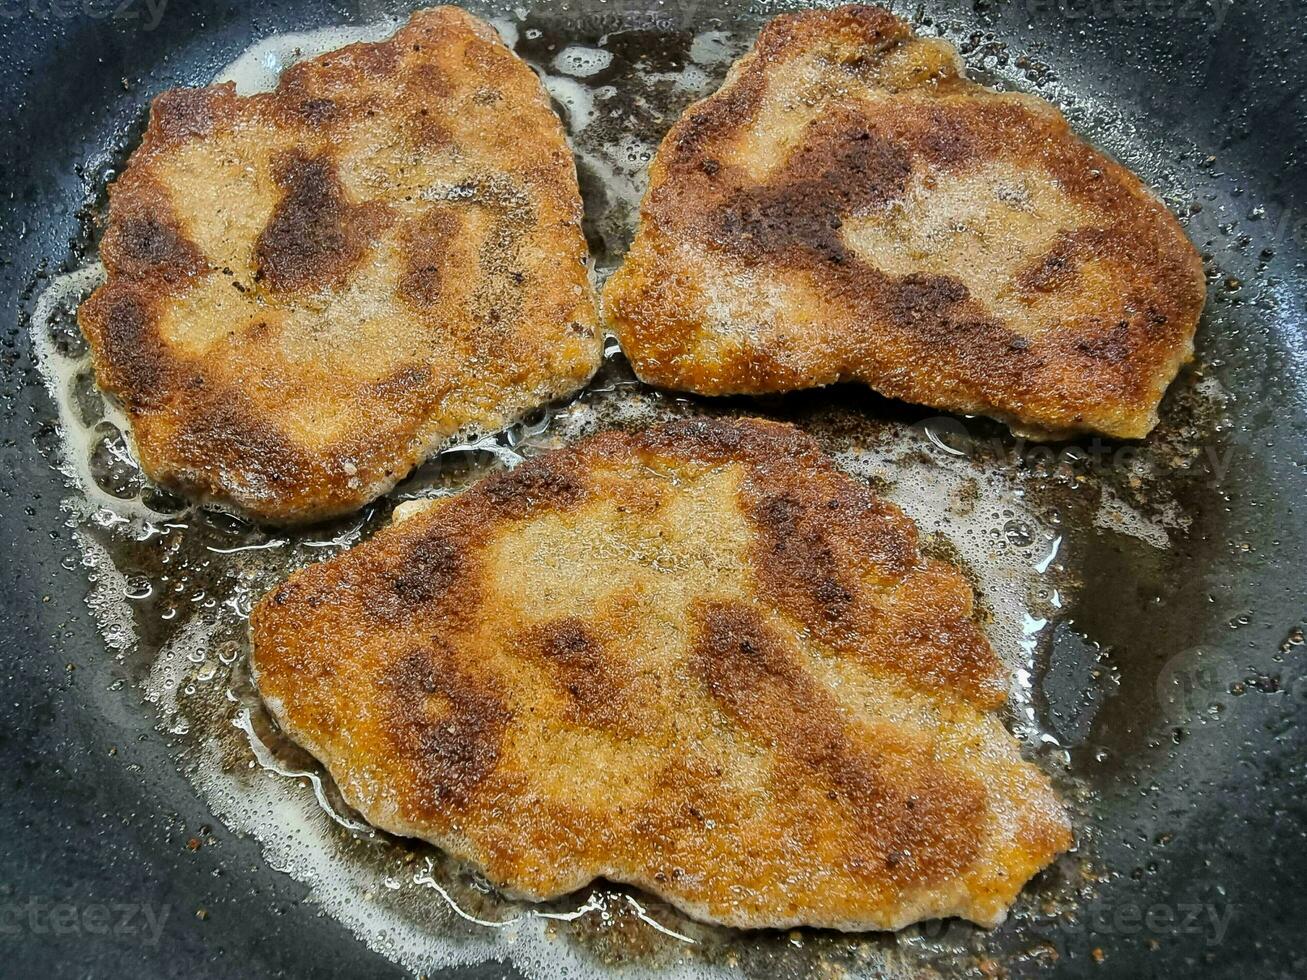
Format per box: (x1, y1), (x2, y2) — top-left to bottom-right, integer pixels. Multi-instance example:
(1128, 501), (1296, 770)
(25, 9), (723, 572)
(603, 5), (1206, 439)
(251, 417), (1070, 931)
(78, 7), (600, 523)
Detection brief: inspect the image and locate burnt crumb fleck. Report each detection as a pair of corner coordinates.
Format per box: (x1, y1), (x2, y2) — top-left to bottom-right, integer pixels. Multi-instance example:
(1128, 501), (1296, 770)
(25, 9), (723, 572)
(296, 97), (338, 125)
(1074, 320), (1133, 363)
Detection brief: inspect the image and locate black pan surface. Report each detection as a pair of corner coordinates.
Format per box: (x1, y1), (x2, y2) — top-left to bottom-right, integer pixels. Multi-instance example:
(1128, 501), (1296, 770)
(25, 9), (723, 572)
(2, 1), (1305, 977)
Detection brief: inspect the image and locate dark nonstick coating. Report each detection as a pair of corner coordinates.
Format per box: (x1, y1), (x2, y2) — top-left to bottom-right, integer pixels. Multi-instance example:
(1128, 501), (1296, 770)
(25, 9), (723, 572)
(2, 1), (1305, 977)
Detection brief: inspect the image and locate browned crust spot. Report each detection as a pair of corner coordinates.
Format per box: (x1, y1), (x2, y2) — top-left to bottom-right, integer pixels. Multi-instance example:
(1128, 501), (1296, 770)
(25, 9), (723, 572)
(399, 207), (461, 307)
(478, 458), (587, 517)
(78, 285), (174, 408)
(103, 212), (207, 281)
(255, 150), (395, 292)
(712, 110), (914, 266)
(691, 601), (987, 887)
(518, 618), (649, 735)
(381, 644), (511, 810)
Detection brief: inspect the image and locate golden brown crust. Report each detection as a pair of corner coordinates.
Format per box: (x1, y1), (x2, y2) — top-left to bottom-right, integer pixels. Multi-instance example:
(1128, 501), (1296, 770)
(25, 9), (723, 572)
(79, 7), (601, 523)
(251, 417), (1070, 931)
(602, 4), (1206, 439)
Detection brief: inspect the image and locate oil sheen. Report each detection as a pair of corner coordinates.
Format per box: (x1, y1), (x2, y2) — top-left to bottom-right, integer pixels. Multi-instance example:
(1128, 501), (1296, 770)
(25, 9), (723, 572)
(29, 3), (1229, 977)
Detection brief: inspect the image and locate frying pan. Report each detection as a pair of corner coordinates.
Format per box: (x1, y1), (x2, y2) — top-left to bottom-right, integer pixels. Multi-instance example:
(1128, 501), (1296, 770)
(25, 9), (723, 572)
(1, 0), (1305, 977)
